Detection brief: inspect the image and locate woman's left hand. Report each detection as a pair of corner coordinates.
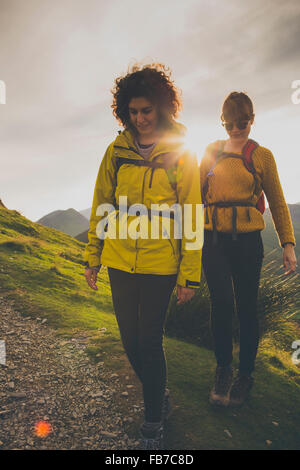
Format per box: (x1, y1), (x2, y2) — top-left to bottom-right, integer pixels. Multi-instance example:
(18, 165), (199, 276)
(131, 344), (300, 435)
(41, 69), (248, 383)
(283, 244), (297, 275)
(177, 285), (195, 305)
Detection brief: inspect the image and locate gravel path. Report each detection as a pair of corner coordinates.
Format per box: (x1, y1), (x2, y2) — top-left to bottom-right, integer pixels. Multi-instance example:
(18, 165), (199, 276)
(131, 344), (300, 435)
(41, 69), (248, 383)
(0, 296), (142, 450)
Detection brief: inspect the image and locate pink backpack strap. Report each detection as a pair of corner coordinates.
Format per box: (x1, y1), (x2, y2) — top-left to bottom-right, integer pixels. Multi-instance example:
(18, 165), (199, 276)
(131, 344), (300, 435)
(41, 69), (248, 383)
(242, 139), (259, 170)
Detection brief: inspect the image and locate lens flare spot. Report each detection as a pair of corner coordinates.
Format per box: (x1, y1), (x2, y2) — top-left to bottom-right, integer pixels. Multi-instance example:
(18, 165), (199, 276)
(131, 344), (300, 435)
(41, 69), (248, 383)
(34, 420), (52, 438)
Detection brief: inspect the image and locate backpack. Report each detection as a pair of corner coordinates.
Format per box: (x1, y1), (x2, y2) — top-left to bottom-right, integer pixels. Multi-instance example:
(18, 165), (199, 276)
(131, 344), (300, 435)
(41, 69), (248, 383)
(202, 139), (265, 242)
(203, 139), (265, 213)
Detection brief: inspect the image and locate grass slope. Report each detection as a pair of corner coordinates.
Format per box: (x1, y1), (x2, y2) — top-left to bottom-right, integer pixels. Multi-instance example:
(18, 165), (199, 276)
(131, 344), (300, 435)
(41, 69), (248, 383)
(0, 206), (299, 450)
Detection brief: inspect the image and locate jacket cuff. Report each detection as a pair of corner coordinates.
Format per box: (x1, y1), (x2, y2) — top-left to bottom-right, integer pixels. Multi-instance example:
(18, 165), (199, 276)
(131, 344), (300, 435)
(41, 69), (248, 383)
(177, 272), (201, 288)
(185, 279), (201, 288)
(84, 251), (102, 268)
(84, 261), (101, 272)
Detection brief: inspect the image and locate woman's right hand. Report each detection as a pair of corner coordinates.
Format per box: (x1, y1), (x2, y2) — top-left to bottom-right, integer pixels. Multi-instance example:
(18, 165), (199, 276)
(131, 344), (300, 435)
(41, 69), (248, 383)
(84, 267), (99, 290)
(177, 285), (195, 305)
(283, 244), (297, 275)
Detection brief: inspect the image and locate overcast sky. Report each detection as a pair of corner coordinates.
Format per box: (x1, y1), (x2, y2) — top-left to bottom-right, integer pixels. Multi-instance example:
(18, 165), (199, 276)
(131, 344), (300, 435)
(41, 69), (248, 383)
(0, 0), (299, 221)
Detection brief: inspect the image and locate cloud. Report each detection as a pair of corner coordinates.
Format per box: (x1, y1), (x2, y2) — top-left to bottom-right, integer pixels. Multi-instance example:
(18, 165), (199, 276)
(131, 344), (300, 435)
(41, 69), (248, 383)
(171, 0), (300, 118)
(1, 0), (299, 220)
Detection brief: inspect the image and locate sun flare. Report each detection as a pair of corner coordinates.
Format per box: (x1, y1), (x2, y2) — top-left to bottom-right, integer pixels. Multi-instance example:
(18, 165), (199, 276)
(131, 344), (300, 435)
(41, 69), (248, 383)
(34, 420), (52, 438)
(183, 122), (222, 163)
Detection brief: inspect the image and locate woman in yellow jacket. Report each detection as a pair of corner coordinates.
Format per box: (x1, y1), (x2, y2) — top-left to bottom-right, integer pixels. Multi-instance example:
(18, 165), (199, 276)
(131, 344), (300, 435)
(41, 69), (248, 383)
(84, 64), (202, 449)
(200, 91), (297, 407)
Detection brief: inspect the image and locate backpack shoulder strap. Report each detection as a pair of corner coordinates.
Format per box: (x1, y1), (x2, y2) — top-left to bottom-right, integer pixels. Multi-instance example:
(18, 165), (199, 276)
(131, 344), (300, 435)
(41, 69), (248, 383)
(242, 139), (259, 172)
(242, 139), (265, 213)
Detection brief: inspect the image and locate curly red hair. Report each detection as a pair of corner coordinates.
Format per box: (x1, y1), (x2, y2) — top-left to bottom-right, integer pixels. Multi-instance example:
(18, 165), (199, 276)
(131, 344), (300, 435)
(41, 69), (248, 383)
(111, 63), (182, 130)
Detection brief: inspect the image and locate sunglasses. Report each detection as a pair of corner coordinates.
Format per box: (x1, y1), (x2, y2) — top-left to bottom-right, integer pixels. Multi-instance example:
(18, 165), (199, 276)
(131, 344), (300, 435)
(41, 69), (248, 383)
(221, 118), (251, 132)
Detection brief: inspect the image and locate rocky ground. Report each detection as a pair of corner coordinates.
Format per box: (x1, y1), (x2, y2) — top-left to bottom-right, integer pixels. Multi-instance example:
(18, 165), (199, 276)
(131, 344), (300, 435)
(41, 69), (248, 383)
(0, 295), (143, 450)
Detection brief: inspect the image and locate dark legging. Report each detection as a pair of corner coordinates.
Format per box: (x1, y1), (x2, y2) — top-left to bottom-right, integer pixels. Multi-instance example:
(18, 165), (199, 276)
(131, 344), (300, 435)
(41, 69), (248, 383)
(107, 267), (177, 422)
(202, 230), (264, 375)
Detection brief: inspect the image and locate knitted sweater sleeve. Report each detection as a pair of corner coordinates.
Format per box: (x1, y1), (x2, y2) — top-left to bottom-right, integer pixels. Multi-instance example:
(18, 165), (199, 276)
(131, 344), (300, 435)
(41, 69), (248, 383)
(259, 148), (296, 247)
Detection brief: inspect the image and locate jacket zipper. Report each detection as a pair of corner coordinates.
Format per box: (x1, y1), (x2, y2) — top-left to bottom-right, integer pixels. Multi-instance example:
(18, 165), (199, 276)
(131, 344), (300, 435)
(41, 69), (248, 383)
(115, 144), (142, 273)
(149, 168), (154, 188)
(167, 238), (176, 258)
(133, 164), (148, 272)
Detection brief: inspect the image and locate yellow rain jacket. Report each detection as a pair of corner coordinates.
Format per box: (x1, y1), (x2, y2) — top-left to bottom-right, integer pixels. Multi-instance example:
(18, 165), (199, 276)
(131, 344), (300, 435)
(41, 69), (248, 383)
(84, 123), (202, 288)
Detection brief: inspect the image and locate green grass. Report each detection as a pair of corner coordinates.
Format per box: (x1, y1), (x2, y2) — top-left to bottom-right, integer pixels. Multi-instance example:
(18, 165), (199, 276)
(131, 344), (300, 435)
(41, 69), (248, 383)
(0, 208), (121, 352)
(0, 205), (300, 450)
(165, 337), (300, 450)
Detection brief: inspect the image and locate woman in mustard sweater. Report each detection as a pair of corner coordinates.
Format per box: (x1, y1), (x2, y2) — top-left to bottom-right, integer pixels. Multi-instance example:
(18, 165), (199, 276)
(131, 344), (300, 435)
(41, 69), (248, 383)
(200, 91), (297, 407)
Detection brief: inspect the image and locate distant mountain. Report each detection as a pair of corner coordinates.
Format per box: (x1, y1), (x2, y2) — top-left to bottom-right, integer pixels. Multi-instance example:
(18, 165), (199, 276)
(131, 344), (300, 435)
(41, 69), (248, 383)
(76, 229), (89, 243)
(74, 208), (91, 242)
(79, 208), (91, 220)
(36, 208), (89, 237)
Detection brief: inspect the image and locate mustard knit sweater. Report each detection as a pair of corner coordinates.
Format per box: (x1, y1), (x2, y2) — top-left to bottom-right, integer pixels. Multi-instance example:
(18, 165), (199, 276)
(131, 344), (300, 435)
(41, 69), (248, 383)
(200, 141), (296, 247)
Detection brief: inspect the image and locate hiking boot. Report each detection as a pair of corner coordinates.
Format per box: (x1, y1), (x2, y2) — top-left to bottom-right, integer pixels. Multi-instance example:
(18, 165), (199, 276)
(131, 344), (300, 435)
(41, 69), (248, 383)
(139, 422), (164, 450)
(229, 373), (254, 406)
(209, 366), (233, 406)
(162, 388), (172, 422)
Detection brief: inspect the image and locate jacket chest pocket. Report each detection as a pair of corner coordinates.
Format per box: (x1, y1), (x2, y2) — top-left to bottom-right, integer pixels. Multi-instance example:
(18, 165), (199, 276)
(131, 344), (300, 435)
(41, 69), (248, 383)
(116, 165), (147, 200)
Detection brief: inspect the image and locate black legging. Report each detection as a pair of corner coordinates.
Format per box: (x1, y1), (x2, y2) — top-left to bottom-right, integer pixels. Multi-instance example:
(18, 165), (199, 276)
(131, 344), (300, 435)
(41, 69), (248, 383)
(202, 230), (264, 375)
(108, 267), (177, 422)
